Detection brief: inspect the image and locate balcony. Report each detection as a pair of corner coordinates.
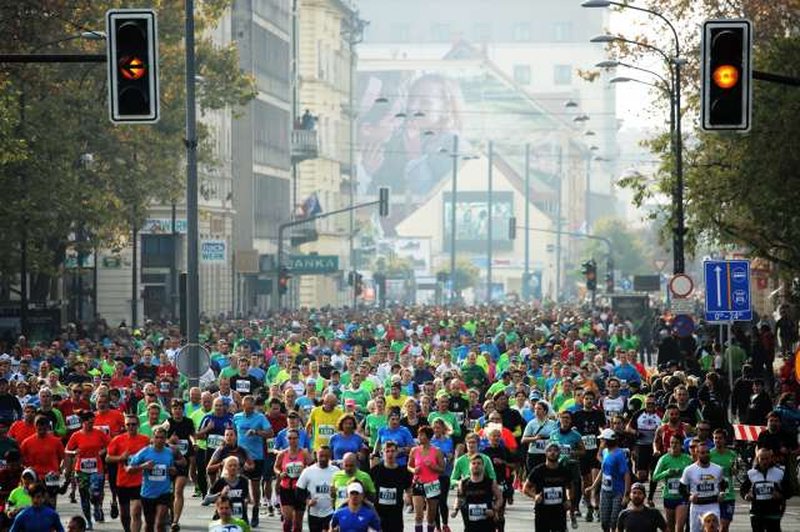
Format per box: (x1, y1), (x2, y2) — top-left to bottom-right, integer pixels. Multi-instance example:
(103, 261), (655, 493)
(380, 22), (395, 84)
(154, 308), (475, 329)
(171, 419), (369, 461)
(291, 129), (319, 164)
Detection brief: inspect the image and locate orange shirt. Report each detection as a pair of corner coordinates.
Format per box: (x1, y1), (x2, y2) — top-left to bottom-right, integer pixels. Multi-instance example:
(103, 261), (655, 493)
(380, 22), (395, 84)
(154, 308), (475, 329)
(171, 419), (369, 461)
(107, 433), (151, 488)
(20, 434), (65, 479)
(94, 409), (126, 438)
(66, 429), (110, 474)
(9, 421), (36, 445)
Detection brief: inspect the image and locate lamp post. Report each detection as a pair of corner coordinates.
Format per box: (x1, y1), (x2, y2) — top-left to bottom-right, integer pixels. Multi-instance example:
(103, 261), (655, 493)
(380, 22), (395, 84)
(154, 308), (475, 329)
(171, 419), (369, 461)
(585, 0), (685, 273)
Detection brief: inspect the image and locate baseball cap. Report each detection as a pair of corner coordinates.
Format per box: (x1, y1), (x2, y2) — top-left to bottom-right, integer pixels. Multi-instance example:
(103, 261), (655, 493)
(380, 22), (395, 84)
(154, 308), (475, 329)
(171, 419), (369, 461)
(600, 428), (616, 441)
(545, 442), (561, 452)
(348, 482), (364, 494)
(630, 482), (646, 492)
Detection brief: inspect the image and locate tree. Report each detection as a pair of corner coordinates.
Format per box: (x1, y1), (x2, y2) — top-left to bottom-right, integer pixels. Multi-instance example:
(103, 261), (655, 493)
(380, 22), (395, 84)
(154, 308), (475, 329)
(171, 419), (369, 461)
(0, 1), (255, 301)
(437, 259), (480, 295)
(608, 1), (800, 272)
(582, 217), (649, 276)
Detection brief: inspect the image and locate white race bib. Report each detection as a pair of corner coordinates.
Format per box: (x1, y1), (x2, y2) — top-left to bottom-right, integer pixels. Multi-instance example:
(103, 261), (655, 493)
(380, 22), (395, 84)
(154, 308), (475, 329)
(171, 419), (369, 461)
(533, 439), (548, 454)
(207, 434), (224, 449)
(80, 458), (98, 473)
(667, 478), (681, 497)
(150, 464), (168, 481)
(235, 380), (251, 394)
(754, 482), (774, 501)
(177, 439), (189, 455)
(601, 473), (613, 492)
(66, 415), (81, 430)
(378, 487), (397, 505)
(318, 425), (335, 437)
(696, 481), (718, 497)
(467, 503), (488, 521)
(45, 472), (61, 487)
(582, 435), (597, 451)
(423, 480), (441, 498)
(543, 486), (563, 505)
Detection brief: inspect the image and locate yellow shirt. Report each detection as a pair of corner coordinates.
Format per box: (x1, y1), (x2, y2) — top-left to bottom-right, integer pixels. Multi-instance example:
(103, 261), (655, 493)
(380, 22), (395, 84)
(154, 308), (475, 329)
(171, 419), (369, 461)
(308, 405), (343, 450)
(385, 394), (408, 411)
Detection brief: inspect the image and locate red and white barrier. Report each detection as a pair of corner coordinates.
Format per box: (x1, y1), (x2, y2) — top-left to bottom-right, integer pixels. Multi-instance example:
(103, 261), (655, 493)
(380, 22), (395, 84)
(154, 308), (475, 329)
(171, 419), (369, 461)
(733, 424), (766, 442)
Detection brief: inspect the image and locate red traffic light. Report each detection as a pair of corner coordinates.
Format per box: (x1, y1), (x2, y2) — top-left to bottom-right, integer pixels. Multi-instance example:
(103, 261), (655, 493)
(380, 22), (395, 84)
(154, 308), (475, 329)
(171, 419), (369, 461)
(712, 65), (739, 89)
(119, 55), (147, 80)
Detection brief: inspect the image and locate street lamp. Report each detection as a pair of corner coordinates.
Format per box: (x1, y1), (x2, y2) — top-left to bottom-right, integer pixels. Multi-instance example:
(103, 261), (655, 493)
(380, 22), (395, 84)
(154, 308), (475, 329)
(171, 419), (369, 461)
(573, 114), (590, 123)
(597, 60), (671, 89)
(585, 0), (686, 274)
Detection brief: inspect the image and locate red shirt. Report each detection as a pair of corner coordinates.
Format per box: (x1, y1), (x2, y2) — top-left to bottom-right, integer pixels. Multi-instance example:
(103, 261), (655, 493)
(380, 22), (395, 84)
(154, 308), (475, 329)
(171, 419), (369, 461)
(109, 375), (133, 390)
(58, 399), (91, 432)
(20, 433), (65, 479)
(66, 429), (110, 474)
(107, 433), (151, 487)
(94, 409), (126, 438)
(8, 420), (36, 445)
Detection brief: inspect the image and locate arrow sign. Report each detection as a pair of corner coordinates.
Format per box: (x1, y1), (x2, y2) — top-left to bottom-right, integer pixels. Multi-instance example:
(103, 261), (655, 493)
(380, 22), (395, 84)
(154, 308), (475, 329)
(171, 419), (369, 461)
(704, 259), (752, 322)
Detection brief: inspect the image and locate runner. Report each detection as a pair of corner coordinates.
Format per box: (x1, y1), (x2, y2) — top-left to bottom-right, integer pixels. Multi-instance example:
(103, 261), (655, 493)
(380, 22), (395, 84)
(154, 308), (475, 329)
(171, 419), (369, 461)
(208, 496), (251, 532)
(64, 410), (110, 529)
(591, 428), (631, 532)
(126, 426), (186, 532)
(330, 482), (381, 532)
(107, 415), (151, 532)
(331, 452), (376, 508)
(481, 424), (513, 532)
(197, 399), (234, 486)
(451, 454), (501, 532)
(652, 434), (692, 532)
(232, 395), (272, 527)
(521, 401), (558, 475)
(274, 428), (313, 532)
(408, 425), (444, 532)
(679, 442), (726, 532)
(206, 456), (250, 524)
(709, 429), (738, 532)
(165, 398), (196, 531)
(740, 447), (791, 532)
(296, 445), (340, 532)
(616, 482), (666, 531)
(370, 442), (412, 532)
(572, 390), (605, 522)
(93, 394), (125, 520)
(7, 482), (63, 532)
(19, 415), (65, 509)
(524, 442), (573, 532)
(548, 410), (585, 529)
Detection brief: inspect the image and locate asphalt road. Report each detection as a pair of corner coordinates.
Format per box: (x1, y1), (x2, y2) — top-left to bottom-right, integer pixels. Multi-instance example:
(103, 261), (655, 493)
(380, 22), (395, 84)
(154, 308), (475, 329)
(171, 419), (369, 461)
(46, 480), (800, 531)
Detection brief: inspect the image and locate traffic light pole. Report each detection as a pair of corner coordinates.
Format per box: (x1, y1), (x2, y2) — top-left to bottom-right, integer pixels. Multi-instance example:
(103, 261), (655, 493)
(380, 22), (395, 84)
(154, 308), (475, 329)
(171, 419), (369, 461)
(272, 199), (382, 309)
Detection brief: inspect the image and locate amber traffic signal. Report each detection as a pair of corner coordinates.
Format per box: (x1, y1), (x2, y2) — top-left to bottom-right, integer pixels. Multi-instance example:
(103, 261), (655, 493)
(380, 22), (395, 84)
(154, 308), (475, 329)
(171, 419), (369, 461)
(106, 9), (160, 123)
(701, 19), (752, 132)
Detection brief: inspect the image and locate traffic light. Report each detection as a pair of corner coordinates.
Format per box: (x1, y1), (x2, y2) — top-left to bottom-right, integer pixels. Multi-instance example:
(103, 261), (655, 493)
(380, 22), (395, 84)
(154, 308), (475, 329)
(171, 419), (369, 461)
(508, 216), (517, 240)
(378, 187), (390, 217)
(605, 272), (614, 293)
(701, 19), (752, 132)
(354, 272), (364, 296)
(581, 260), (597, 291)
(106, 9), (160, 123)
(278, 267), (290, 295)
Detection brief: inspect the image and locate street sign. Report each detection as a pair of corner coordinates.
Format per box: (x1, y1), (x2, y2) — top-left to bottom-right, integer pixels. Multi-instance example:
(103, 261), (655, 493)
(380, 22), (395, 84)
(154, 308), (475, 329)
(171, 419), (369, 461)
(633, 275), (661, 292)
(672, 314), (695, 338)
(704, 259), (752, 322)
(287, 254), (339, 274)
(620, 278), (632, 291)
(653, 259), (668, 272)
(670, 298), (695, 315)
(669, 274), (694, 298)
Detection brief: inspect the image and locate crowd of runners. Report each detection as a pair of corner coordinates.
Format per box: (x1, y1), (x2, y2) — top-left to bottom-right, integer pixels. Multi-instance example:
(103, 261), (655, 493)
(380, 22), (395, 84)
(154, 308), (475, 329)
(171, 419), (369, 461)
(0, 303), (796, 532)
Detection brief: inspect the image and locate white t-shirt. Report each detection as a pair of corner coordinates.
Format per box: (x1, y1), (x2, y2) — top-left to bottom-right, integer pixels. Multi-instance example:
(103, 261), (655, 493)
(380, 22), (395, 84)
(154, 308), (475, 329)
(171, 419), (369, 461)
(680, 462), (724, 503)
(296, 463), (340, 517)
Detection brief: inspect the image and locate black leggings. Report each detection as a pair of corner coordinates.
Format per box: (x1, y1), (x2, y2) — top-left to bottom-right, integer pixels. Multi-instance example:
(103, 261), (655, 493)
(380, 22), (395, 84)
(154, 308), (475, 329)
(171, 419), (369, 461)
(195, 447), (209, 496)
(750, 516), (782, 532)
(435, 475), (451, 527)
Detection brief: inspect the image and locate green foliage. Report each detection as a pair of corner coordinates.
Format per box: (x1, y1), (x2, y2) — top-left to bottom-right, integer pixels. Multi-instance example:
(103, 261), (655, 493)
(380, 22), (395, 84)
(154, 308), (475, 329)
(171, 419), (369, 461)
(582, 217), (649, 275)
(437, 259), (480, 292)
(0, 1), (255, 298)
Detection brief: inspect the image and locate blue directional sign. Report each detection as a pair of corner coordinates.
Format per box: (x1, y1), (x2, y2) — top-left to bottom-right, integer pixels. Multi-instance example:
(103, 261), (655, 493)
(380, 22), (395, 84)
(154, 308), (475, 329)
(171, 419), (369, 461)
(704, 259), (752, 322)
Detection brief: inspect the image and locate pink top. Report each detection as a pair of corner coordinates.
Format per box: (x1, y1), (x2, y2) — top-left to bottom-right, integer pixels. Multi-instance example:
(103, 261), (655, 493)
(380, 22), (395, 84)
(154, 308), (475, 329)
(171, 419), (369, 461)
(412, 446), (439, 484)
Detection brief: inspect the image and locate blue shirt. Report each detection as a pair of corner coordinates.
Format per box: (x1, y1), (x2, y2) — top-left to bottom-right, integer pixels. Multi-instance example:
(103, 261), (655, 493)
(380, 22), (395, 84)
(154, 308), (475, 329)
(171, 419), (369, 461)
(331, 504), (382, 532)
(613, 364), (641, 385)
(329, 433), (366, 461)
(233, 411), (272, 460)
(375, 426), (415, 466)
(600, 447), (629, 495)
(275, 427), (311, 452)
(431, 435), (455, 475)
(129, 445), (176, 498)
(10, 505), (64, 532)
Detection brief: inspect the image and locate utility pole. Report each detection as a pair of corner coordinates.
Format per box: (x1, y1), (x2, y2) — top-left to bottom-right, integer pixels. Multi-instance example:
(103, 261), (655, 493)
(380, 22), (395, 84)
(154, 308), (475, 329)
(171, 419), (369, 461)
(555, 145), (563, 302)
(523, 143), (531, 301)
(184, 0), (201, 386)
(449, 135), (459, 305)
(486, 140), (493, 304)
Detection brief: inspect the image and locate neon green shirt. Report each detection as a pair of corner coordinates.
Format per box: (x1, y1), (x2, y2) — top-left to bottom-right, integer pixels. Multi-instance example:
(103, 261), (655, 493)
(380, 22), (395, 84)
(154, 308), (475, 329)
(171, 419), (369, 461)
(653, 452), (693, 500)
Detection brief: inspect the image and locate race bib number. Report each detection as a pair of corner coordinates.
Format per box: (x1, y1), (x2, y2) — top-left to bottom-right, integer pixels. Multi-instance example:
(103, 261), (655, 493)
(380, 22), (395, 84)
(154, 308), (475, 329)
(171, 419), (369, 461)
(159, 381), (171, 393)
(543, 486), (563, 505)
(667, 478), (681, 497)
(232, 502), (243, 517)
(45, 472), (61, 487)
(582, 435), (597, 450)
(754, 482), (774, 501)
(467, 503), (488, 521)
(286, 462), (303, 478)
(207, 434), (224, 449)
(378, 487), (397, 505)
(533, 439), (548, 453)
(266, 438), (276, 452)
(453, 412), (465, 424)
(80, 458), (98, 473)
(315, 484), (330, 495)
(601, 473), (613, 492)
(423, 480), (441, 498)
(559, 444), (572, 458)
(696, 481), (718, 497)
(150, 464), (168, 481)
(66, 415), (81, 430)
(318, 425), (335, 437)
(177, 439), (189, 455)
(235, 380), (251, 394)
(337, 486), (348, 501)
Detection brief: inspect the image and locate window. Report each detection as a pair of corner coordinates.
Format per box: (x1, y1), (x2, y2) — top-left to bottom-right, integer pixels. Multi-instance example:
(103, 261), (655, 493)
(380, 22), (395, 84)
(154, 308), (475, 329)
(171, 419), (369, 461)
(390, 23), (410, 42)
(473, 23), (491, 42)
(141, 235), (174, 268)
(253, 101), (290, 170)
(431, 23), (451, 43)
(513, 65), (531, 85)
(254, 174), (290, 238)
(554, 65), (572, 85)
(554, 22), (573, 42)
(252, 24), (290, 99)
(512, 23), (532, 42)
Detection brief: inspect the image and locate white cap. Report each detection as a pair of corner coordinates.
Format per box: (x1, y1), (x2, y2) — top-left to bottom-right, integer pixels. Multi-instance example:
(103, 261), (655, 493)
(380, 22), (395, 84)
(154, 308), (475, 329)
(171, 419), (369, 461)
(347, 482), (364, 494)
(600, 428), (616, 441)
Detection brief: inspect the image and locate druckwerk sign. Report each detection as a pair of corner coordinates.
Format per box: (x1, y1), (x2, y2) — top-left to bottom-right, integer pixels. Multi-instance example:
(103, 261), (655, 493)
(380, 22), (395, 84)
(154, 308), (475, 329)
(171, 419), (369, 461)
(287, 255), (339, 274)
